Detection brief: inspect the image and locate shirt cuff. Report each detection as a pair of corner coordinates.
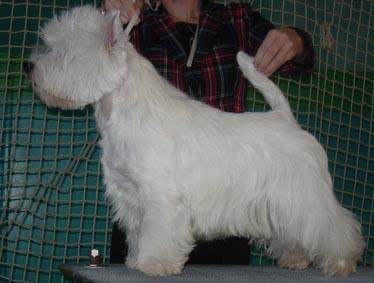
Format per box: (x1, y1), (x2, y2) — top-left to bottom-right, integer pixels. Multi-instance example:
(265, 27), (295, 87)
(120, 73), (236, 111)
(288, 27), (315, 71)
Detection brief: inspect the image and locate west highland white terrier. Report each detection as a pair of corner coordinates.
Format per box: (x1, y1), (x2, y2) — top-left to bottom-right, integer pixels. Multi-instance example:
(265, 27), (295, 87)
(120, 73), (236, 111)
(25, 6), (365, 277)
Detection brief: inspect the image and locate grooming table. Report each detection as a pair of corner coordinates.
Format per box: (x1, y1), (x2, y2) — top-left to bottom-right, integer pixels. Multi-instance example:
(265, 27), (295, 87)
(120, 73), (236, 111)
(60, 264), (374, 283)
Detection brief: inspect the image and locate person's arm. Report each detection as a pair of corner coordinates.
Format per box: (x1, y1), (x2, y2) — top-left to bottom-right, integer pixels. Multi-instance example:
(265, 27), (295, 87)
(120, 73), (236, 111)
(246, 7), (314, 76)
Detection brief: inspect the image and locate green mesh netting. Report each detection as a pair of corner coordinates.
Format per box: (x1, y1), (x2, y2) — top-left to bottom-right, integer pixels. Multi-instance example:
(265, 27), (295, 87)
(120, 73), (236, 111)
(0, 0), (373, 282)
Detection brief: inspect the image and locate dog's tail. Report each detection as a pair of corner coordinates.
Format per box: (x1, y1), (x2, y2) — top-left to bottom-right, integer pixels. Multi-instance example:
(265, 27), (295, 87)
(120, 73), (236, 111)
(236, 51), (294, 120)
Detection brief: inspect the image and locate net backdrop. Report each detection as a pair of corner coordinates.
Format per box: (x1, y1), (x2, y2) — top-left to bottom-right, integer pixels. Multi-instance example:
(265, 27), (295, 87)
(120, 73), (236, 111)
(0, 0), (373, 282)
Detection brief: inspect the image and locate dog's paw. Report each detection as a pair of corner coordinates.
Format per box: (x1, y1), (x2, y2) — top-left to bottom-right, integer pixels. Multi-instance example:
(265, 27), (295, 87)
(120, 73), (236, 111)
(277, 256), (310, 270)
(125, 257), (138, 269)
(277, 248), (310, 270)
(137, 258), (182, 276)
(321, 259), (357, 277)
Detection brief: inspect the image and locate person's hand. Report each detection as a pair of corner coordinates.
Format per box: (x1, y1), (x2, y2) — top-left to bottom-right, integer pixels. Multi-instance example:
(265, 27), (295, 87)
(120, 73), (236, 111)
(103, 0), (144, 25)
(254, 27), (303, 76)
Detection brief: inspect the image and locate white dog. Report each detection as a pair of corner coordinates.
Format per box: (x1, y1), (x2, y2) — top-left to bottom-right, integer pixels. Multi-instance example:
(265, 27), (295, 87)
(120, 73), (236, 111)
(25, 6), (365, 277)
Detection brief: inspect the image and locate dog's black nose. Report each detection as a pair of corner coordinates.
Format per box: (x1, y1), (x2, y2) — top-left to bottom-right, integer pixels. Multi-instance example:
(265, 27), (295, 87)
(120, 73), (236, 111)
(23, 61), (34, 75)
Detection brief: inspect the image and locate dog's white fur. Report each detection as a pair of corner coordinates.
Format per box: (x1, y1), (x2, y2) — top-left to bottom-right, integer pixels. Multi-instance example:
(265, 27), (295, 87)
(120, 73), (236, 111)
(27, 6), (365, 277)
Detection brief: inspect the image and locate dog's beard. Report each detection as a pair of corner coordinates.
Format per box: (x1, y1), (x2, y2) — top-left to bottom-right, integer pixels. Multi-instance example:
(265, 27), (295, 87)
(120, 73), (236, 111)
(36, 89), (82, 110)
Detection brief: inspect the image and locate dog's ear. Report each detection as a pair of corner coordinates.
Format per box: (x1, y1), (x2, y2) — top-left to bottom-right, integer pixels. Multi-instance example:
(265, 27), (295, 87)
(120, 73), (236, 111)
(104, 10), (123, 50)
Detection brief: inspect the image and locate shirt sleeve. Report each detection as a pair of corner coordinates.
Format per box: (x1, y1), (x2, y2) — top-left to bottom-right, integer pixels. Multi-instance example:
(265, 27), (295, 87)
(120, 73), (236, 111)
(246, 6), (314, 76)
(283, 27), (315, 75)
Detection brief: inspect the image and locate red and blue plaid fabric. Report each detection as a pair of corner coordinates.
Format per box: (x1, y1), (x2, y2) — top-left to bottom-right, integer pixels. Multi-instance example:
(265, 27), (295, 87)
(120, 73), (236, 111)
(130, 0), (314, 113)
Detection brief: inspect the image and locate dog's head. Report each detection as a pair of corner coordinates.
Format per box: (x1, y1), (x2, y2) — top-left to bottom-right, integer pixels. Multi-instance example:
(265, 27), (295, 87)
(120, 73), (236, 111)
(24, 6), (128, 109)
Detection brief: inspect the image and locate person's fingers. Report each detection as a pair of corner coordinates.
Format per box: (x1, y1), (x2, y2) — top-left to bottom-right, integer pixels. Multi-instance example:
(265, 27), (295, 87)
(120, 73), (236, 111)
(102, 0), (151, 28)
(103, 0), (141, 24)
(120, 11), (130, 24)
(121, 0), (144, 17)
(104, 0), (124, 12)
(280, 27), (303, 57)
(133, 0), (144, 24)
(254, 27), (304, 75)
(255, 30), (287, 73)
(263, 44), (293, 76)
(134, 0), (144, 15)
(122, 0), (137, 16)
(253, 29), (278, 69)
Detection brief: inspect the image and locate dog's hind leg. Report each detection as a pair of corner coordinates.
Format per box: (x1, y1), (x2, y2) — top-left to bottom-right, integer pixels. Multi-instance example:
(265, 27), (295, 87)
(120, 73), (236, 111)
(273, 196), (364, 276)
(311, 203), (365, 276)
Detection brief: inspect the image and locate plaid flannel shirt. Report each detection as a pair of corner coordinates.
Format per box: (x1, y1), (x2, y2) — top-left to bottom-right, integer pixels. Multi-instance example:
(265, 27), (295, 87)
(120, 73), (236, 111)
(130, 0), (314, 113)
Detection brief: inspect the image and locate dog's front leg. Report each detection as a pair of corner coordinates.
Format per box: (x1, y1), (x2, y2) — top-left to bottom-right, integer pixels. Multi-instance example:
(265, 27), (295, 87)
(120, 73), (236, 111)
(124, 227), (140, 269)
(103, 167), (143, 269)
(134, 188), (194, 276)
